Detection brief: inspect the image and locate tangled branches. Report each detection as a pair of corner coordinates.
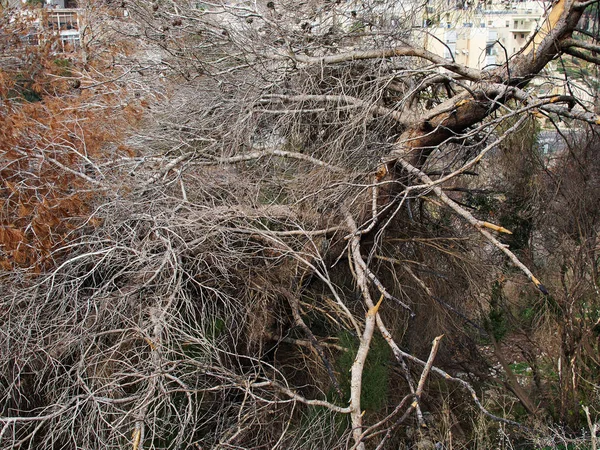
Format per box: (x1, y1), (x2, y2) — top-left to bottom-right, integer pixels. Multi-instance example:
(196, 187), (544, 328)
(3, 0), (600, 448)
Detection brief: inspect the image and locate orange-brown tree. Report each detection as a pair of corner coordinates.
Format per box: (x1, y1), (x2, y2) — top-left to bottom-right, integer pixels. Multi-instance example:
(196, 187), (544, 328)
(0, 4), (140, 271)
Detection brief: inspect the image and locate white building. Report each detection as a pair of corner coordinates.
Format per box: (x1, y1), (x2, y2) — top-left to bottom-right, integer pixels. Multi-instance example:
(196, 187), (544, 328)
(424, 0), (548, 69)
(3, 0), (82, 51)
(46, 0), (78, 8)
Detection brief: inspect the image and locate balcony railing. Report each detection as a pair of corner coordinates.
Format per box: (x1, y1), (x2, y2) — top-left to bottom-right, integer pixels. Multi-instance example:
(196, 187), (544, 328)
(41, 8), (82, 52)
(43, 8), (79, 31)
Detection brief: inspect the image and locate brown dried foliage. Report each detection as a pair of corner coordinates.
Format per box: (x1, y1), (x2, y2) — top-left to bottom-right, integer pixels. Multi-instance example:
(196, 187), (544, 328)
(0, 9), (141, 271)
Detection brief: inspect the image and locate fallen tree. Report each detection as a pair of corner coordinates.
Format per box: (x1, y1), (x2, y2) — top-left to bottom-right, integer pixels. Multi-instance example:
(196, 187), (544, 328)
(2, 0), (600, 448)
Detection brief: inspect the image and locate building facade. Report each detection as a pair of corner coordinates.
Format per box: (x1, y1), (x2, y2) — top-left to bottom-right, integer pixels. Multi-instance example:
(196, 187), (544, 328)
(424, 0), (548, 69)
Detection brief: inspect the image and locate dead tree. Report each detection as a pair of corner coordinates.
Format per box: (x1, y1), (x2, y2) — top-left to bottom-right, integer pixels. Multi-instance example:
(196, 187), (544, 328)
(2, 0), (600, 448)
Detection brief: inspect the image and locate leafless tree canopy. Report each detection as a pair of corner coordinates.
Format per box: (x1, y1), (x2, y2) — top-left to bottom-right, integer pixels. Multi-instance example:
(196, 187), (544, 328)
(2, 0), (600, 448)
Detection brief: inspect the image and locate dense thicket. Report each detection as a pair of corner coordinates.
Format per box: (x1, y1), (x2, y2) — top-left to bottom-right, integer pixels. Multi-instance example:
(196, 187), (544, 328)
(1, 1), (600, 449)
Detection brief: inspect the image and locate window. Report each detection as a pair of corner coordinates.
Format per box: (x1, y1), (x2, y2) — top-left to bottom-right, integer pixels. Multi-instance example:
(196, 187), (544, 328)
(444, 43), (456, 59)
(47, 10), (78, 31)
(22, 32), (40, 46)
(521, 33), (525, 38)
(445, 30), (457, 43)
(505, 20), (509, 27)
